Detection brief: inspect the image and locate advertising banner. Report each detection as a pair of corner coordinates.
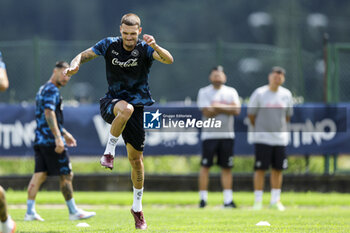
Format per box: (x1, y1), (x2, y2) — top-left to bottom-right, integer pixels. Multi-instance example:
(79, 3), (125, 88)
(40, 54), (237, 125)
(0, 103), (348, 156)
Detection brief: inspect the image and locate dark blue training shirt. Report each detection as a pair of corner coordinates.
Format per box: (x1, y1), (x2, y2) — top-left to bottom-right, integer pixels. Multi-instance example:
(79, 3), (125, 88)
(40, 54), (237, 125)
(92, 37), (155, 106)
(34, 82), (64, 146)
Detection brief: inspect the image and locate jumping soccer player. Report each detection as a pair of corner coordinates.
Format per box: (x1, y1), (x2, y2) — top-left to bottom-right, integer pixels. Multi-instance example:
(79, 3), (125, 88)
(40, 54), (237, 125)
(25, 61), (96, 221)
(64, 13), (173, 230)
(248, 66), (293, 211)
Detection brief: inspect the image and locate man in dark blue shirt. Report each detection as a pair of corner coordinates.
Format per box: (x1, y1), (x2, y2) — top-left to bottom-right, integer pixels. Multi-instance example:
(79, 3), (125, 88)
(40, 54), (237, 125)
(25, 61), (96, 222)
(65, 13), (173, 230)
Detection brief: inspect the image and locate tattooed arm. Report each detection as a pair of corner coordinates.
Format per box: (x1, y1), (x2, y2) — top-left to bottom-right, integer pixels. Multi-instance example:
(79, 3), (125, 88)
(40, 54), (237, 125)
(143, 34), (174, 64)
(64, 48), (98, 77)
(152, 45), (174, 64)
(45, 109), (64, 153)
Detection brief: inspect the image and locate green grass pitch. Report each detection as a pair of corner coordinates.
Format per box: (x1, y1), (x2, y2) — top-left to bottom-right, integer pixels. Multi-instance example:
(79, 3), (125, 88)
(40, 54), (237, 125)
(6, 191), (350, 232)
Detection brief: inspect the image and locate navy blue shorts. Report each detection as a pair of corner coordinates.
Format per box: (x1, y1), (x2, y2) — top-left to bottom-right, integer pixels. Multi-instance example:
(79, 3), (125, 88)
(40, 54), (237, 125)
(201, 139), (235, 168)
(34, 145), (71, 176)
(99, 97), (145, 151)
(254, 143), (288, 170)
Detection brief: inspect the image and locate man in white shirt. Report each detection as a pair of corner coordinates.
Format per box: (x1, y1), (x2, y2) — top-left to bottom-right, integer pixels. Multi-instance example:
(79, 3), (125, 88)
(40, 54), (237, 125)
(197, 66), (241, 208)
(247, 66), (293, 211)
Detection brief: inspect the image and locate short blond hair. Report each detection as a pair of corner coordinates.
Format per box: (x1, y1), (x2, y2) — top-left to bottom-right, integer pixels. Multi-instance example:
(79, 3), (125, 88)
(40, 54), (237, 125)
(121, 13), (141, 27)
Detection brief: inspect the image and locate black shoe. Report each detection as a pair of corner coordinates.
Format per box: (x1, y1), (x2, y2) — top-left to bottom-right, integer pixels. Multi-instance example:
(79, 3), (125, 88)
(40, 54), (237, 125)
(223, 201), (237, 208)
(199, 200), (207, 208)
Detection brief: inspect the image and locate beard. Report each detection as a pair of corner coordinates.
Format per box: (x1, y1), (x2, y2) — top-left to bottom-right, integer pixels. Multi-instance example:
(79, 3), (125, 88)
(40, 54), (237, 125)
(56, 80), (66, 87)
(123, 39), (137, 50)
(212, 81), (224, 86)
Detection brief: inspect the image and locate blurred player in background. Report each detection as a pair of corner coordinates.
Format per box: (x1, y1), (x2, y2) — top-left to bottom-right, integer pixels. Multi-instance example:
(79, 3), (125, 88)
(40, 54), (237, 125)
(197, 66), (241, 208)
(0, 52), (16, 233)
(64, 13), (173, 230)
(24, 61), (96, 221)
(0, 51), (9, 92)
(247, 66), (293, 211)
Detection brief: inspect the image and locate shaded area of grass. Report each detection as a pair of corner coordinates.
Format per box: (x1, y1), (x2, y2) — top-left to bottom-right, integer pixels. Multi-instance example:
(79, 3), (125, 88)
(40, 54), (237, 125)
(0, 155), (338, 175)
(6, 191), (350, 207)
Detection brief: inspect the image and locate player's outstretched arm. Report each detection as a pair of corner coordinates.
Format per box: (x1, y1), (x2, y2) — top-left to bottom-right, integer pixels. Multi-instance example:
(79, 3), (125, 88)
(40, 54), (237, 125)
(64, 48), (98, 77)
(143, 34), (174, 64)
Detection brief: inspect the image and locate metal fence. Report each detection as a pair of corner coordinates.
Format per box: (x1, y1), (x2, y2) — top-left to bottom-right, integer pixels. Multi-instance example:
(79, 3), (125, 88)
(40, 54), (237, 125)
(327, 43), (350, 103)
(0, 39), (324, 103)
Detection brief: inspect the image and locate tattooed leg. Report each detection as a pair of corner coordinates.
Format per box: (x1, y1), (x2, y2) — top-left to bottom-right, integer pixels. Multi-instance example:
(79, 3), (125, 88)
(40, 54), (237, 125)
(60, 173), (74, 201)
(127, 144), (144, 189)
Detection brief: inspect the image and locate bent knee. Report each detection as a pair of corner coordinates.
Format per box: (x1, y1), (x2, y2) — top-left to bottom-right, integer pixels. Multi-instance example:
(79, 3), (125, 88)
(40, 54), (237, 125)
(120, 105), (134, 119)
(114, 101), (134, 118)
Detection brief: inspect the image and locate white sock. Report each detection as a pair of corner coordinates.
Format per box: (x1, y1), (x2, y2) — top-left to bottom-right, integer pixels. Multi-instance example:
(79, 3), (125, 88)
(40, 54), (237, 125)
(1, 215), (14, 229)
(270, 189), (281, 204)
(132, 187), (144, 212)
(254, 190), (263, 203)
(223, 189), (233, 204)
(199, 190), (208, 202)
(103, 132), (118, 156)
